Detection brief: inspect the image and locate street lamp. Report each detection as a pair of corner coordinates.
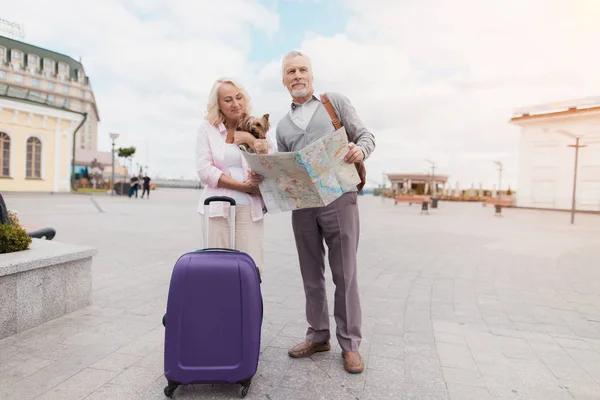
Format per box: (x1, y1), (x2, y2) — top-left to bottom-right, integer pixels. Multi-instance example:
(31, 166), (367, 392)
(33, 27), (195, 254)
(425, 159), (436, 196)
(494, 161), (503, 200)
(556, 130), (586, 225)
(109, 133), (120, 196)
(494, 161), (503, 215)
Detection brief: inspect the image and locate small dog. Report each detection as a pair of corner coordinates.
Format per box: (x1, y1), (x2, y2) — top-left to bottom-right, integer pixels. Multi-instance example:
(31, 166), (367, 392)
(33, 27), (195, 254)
(237, 113), (270, 154)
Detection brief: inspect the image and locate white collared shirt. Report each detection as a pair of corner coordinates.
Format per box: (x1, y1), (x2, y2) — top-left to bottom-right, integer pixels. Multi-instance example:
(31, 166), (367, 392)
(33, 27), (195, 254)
(289, 95), (320, 131)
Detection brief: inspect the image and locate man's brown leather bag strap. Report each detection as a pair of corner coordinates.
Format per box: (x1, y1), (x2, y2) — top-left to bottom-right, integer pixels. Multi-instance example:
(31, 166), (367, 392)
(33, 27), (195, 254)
(320, 93), (367, 192)
(320, 94), (342, 131)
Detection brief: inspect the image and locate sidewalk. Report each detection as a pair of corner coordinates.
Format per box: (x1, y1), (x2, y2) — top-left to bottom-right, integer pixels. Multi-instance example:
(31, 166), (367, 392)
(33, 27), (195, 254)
(1, 189), (600, 399)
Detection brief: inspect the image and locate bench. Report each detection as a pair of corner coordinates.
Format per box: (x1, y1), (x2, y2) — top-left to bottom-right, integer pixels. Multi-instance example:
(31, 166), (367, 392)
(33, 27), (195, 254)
(394, 195), (430, 205)
(484, 198), (514, 207)
(0, 194), (56, 240)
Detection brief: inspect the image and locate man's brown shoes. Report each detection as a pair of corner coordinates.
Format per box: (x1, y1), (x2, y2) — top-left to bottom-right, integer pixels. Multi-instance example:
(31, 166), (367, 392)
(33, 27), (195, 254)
(287, 340), (331, 358)
(288, 340), (364, 374)
(342, 351), (364, 374)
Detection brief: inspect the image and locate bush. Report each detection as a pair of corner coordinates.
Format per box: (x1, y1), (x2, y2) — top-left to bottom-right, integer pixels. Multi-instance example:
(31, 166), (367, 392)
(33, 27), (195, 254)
(0, 223), (32, 254)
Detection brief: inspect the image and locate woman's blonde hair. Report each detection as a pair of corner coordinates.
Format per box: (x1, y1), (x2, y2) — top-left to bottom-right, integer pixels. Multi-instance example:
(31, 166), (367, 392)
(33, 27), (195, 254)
(205, 77), (253, 127)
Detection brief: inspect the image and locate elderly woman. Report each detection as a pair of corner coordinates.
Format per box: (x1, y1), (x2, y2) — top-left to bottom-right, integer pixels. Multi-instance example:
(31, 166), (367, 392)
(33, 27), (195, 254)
(196, 77), (271, 275)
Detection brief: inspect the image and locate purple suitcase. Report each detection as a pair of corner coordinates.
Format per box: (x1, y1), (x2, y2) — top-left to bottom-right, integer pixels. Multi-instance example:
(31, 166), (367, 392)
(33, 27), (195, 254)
(162, 196), (263, 398)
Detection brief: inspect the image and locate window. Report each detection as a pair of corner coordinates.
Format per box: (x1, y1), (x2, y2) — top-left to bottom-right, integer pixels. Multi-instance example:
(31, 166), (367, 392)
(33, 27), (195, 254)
(28, 54), (38, 66)
(44, 71), (53, 79)
(26, 137), (42, 178)
(59, 63), (67, 73)
(43, 59), (53, 69)
(47, 94), (55, 103)
(48, 81), (55, 90)
(62, 98), (69, 107)
(13, 74), (23, 83)
(0, 71), (5, 80)
(12, 51), (21, 60)
(0, 132), (10, 177)
(62, 85), (69, 94)
(32, 78), (40, 87)
(0, 47), (5, 59)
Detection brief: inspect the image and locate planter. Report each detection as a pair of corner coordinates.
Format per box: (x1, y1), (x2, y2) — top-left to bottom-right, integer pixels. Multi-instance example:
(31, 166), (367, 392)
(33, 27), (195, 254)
(0, 238), (96, 340)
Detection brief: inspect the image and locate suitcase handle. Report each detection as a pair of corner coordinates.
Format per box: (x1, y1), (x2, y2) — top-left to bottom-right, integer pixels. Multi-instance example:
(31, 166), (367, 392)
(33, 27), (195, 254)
(204, 196), (237, 206)
(203, 196), (236, 250)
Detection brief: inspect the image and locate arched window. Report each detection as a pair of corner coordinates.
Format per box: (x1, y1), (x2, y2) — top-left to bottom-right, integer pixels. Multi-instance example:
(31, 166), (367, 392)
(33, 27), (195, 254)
(26, 137), (42, 178)
(0, 132), (10, 177)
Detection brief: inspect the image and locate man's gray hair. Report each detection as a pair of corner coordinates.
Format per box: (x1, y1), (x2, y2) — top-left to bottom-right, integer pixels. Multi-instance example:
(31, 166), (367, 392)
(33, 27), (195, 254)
(281, 50), (312, 76)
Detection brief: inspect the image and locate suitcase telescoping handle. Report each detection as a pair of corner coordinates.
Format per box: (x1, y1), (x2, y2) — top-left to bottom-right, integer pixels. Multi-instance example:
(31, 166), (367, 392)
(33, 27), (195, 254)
(203, 196), (236, 250)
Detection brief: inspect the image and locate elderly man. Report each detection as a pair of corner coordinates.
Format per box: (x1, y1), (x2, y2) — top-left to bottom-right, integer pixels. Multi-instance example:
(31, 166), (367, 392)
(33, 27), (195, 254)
(275, 50), (375, 374)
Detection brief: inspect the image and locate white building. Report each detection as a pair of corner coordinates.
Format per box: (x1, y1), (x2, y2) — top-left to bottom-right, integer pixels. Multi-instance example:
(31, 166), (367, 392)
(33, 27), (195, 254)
(510, 96), (600, 212)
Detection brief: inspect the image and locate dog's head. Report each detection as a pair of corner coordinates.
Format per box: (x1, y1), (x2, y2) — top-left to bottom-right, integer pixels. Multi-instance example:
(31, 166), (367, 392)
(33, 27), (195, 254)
(238, 113), (270, 139)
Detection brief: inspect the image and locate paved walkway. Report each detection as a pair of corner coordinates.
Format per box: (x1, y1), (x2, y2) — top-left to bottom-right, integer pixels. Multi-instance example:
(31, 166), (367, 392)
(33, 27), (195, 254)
(2, 189), (600, 399)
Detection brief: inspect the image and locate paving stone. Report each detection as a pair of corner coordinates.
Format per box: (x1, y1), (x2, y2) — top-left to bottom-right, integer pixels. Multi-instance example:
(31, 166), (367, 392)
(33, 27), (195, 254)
(437, 343), (478, 371)
(35, 367), (117, 400)
(1, 191), (600, 398)
(91, 352), (143, 373)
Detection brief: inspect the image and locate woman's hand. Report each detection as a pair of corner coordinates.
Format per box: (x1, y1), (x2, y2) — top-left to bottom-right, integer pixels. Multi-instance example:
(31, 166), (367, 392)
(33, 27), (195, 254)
(233, 131), (256, 147)
(247, 169), (263, 185)
(243, 181), (261, 196)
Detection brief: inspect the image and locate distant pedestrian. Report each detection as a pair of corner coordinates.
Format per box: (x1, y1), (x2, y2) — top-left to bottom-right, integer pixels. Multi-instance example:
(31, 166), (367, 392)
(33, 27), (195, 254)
(129, 175), (139, 198)
(141, 174), (151, 199)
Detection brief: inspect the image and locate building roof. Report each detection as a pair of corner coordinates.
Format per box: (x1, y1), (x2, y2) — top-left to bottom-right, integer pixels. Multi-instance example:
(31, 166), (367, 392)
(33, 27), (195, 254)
(0, 35), (87, 83)
(386, 173), (449, 183)
(510, 96), (600, 123)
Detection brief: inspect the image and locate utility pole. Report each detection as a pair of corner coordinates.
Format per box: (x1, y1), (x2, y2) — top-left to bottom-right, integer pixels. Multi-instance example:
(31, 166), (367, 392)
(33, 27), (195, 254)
(556, 129), (597, 225)
(567, 137), (587, 225)
(109, 133), (119, 195)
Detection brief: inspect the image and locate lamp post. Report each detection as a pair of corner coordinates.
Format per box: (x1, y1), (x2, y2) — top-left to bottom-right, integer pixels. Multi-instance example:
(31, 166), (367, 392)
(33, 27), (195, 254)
(556, 130), (587, 225)
(109, 133), (119, 196)
(494, 161), (503, 215)
(425, 159), (436, 196)
(494, 161), (503, 200)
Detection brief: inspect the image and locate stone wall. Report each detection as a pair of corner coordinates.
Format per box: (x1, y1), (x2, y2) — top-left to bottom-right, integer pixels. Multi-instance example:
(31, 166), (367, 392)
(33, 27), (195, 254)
(0, 239), (96, 340)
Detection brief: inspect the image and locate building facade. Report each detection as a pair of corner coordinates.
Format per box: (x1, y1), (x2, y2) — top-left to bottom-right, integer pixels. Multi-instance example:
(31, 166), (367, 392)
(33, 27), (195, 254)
(0, 95), (85, 192)
(510, 96), (600, 212)
(0, 35), (100, 152)
(386, 173), (449, 196)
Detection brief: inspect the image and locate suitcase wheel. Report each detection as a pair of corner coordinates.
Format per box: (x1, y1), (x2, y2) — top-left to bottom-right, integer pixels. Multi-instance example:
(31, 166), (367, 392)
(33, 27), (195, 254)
(162, 313), (166, 327)
(164, 380), (179, 398)
(239, 379), (251, 398)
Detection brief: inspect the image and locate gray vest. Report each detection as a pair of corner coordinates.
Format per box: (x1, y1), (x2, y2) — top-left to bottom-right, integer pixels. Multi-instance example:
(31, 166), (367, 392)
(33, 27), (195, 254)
(276, 102), (358, 193)
(276, 103), (336, 154)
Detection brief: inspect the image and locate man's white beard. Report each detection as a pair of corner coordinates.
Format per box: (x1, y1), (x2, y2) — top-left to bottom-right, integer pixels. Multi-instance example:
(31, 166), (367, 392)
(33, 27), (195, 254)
(290, 85), (310, 98)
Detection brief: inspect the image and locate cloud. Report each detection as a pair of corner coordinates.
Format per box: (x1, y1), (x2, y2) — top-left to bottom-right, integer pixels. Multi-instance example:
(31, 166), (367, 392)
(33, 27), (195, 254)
(4, 0), (280, 179)
(5, 0), (600, 188)
(264, 0), (600, 189)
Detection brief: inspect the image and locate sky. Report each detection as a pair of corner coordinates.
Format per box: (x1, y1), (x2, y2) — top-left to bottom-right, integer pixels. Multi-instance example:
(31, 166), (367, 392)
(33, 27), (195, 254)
(3, 0), (600, 189)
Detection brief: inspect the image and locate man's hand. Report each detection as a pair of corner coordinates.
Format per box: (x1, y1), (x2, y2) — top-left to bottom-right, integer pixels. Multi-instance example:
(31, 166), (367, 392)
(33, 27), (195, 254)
(344, 143), (365, 164)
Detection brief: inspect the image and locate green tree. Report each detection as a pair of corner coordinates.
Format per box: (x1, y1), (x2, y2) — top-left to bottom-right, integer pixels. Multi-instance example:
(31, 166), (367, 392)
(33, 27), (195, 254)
(117, 146), (136, 179)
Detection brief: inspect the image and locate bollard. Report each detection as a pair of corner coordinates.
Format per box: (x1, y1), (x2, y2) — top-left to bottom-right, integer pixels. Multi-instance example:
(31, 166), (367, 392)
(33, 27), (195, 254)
(421, 201), (429, 215)
(494, 204), (502, 216)
(431, 198), (438, 209)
